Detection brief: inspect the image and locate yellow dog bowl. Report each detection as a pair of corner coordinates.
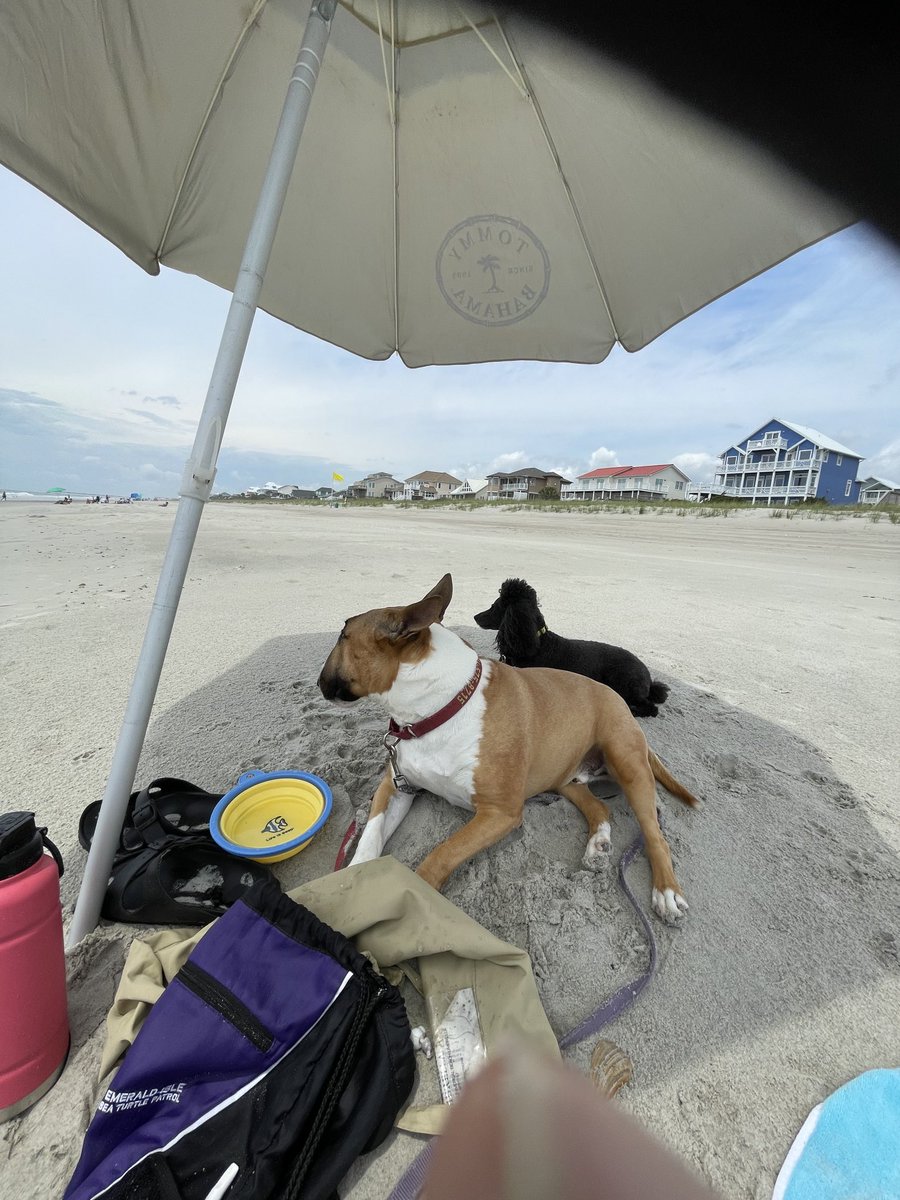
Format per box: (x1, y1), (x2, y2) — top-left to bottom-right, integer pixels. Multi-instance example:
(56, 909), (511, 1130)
(210, 770), (333, 863)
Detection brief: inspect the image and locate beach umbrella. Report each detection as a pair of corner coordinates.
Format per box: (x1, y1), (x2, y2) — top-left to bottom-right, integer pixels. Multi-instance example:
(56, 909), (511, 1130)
(0, 1), (849, 941)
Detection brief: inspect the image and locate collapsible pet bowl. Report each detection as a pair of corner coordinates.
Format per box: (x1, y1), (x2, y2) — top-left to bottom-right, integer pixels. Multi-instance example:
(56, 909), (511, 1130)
(210, 770), (332, 863)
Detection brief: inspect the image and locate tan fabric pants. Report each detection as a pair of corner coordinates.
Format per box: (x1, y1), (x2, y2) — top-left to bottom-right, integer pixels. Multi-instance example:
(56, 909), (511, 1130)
(97, 857), (559, 1133)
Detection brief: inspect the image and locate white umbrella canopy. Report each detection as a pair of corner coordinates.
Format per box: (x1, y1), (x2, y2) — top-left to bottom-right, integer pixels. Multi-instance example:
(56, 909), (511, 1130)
(0, 1), (852, 941)
(1, 0), (848, 366)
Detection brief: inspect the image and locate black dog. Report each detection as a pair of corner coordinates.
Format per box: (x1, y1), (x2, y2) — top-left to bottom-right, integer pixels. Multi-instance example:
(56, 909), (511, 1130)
(474, 578), (669, 718)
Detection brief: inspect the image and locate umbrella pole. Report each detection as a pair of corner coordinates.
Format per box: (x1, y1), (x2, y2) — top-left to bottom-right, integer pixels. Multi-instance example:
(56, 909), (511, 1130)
(68, 0), (338, 946)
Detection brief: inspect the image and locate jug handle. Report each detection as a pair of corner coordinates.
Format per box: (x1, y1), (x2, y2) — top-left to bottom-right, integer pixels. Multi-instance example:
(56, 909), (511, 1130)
(38, 829), (64, 878)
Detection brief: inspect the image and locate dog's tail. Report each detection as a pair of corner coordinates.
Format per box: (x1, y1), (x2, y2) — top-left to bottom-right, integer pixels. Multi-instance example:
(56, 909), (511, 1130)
(648, 680), (669, 707)
(629, 681), (669, 718)
(649, 750), (699, 807)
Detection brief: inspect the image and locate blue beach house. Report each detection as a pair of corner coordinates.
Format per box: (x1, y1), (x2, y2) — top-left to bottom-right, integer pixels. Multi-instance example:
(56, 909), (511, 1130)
(705, 419), (863, 506)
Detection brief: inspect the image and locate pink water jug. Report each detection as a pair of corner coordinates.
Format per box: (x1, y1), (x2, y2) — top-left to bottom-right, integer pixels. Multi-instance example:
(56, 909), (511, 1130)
(0, 812), (69, 1122)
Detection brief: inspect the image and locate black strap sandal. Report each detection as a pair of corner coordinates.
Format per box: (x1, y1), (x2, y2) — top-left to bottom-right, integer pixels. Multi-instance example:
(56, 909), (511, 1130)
(79, 778), (223, 855)
(77, 789), (141, 855)
(101, 841), (273, 926)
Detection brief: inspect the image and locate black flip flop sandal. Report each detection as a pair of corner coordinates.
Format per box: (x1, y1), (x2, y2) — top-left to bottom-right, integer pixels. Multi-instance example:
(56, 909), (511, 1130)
(101, 841), (273, 926)
(77, 790), (141, 855)
(79, 778), (223, 854)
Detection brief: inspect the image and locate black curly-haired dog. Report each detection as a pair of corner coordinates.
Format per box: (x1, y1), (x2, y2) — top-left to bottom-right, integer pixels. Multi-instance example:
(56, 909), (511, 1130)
(474, 578), (669, 718)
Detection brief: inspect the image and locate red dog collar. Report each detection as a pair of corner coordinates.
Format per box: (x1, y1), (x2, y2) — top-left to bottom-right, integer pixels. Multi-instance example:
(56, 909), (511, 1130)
(387, 658), (483, 741)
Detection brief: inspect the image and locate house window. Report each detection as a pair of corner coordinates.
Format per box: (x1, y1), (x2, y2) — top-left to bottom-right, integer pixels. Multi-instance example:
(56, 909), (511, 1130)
(675, 480), (684, 491)
(655, 478), (664, 488)
(836, 455), (842, 466)
(822, 450), (829, 462)
(844, 479), (852, 497)
(764, 432), (778, 442)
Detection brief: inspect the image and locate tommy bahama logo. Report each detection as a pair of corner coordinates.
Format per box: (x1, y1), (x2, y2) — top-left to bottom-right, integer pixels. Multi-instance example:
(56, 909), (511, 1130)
(436, 215), (550, 327)
(261, 815), (291, 835)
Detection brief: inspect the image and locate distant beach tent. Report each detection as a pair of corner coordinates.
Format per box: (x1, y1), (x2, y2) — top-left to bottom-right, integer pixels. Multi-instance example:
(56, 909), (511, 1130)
(130, 493), (142, 500)
(0, 1), (851, 941)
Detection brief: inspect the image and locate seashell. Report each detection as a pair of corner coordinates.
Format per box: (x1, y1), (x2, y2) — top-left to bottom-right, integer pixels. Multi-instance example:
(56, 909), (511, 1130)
(589, 1038), (634, 1098)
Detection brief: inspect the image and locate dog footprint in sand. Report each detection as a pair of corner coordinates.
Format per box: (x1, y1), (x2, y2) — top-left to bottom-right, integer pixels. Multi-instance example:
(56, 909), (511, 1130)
(871, 930), (899, 969)
(818, 780), (859, 810)
(803, 768), (860, 807)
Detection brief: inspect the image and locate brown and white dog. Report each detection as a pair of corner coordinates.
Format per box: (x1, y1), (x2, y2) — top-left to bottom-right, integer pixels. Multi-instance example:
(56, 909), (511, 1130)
(318, 574), (697, 923)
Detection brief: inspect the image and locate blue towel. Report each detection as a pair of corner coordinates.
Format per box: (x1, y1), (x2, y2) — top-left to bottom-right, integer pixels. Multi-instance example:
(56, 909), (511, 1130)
(773, 1068), (900, 1199)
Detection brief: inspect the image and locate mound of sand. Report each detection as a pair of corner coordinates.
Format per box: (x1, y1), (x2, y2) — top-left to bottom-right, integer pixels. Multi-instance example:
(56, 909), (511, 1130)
(2, 504), (897, 1199)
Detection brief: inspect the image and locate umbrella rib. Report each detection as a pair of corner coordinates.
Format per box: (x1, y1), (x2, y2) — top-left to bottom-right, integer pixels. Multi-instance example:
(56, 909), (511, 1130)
(374, 0), (400, 350)
(155, 0), (270, 264)
(392, 0), (399, 353)
(492, 17), (621, 344)
(457, 7), (528, 98)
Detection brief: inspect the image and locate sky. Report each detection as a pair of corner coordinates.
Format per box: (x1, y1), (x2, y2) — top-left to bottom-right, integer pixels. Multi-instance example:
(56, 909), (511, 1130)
(1, 165), (899, 498)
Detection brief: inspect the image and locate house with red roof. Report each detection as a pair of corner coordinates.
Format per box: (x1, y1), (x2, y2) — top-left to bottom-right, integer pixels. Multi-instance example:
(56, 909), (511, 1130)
(562, 463), (691, 502)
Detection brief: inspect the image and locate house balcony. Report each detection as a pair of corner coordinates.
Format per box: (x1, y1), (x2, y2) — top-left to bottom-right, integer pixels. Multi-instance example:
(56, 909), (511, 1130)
(708, 484), (815, 499)
(721, 455), (820, 470)
(745, 436), (788, 451)
(718, 468), (818, 481)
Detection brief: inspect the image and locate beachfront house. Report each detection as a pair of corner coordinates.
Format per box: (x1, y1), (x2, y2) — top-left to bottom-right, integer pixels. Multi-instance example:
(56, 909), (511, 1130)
(450, 478), (489, 498)
(398, 470), (463, 500)
(275, 484), (316, 499)
(857, 476), (900, 506)
(694, 419), (864, 506)
(484, 468), (571, 501)
(562, 464), (690, 502)
(347, 471), (405, 500)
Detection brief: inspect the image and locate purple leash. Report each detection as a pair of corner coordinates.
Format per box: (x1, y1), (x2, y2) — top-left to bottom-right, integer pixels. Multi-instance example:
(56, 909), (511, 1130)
(388, 828), (658, 1200)
(559, 829), (657, 1049)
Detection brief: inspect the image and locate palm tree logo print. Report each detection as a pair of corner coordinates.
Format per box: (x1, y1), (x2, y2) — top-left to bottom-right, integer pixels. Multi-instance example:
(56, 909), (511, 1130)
(436, 216), (550, 327)
(478, 254), (503, 293)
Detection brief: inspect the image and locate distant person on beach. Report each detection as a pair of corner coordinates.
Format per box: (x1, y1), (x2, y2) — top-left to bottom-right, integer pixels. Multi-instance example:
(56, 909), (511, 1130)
(1, 491), (6, 501)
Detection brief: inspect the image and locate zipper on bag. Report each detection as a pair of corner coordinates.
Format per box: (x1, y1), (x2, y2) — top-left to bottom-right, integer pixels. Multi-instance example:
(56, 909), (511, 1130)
(177, 960), (274, 1053)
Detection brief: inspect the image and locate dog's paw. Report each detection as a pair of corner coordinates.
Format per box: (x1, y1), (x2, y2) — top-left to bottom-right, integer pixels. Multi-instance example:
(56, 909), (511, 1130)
(581, 822), (612, 870)
(411, 1026), (433, 1058)
(652, 887), (689, 924)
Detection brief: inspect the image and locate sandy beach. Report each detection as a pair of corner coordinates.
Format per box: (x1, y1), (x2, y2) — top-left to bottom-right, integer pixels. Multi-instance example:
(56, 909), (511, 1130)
(1, 500), (898, 1199)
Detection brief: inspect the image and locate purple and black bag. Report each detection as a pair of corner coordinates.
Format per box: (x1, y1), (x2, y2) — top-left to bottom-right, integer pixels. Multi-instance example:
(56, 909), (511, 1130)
(64, 880), (415, 1200)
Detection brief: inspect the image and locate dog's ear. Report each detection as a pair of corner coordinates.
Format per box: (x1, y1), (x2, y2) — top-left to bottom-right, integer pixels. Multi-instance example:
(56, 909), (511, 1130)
(500, 601), (541, 659)
(420, 573), (452, 619)
(382, 575), (452, 642)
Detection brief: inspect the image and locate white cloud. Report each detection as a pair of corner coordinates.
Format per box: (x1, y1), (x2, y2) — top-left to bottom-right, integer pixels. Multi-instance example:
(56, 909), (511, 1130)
(588, 446), (619, 469)
(862, 437), (900, 483)
(138, 463), (178, 478)
(673, 451), (719, 483)
(143, 394), (181, 408)
(488, 450), (530, 473)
